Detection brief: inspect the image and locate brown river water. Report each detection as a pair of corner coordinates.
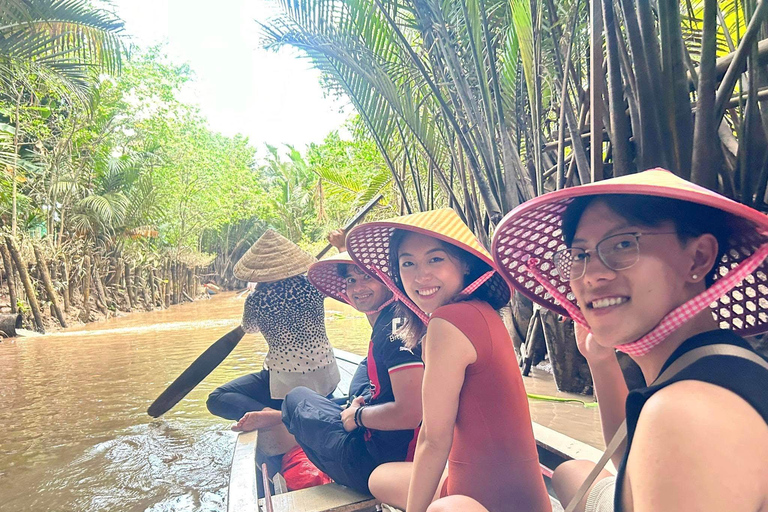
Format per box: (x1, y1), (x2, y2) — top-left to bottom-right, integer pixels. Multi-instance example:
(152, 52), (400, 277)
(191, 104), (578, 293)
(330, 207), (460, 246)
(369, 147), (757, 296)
(0, 292), (600, 512)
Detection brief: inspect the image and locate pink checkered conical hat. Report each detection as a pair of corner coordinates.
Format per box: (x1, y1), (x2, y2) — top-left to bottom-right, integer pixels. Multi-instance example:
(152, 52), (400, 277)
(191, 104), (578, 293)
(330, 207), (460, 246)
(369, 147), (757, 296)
(347, 208), (511, 323)
(308, 252), (358, 303)
(492, 168), (768, 343)
(308, 251), (395, 313)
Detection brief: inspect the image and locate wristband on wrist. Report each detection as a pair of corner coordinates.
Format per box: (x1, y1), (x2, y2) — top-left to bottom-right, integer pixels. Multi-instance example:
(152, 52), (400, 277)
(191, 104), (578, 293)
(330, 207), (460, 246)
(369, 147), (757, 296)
(354, 405), (367, 429)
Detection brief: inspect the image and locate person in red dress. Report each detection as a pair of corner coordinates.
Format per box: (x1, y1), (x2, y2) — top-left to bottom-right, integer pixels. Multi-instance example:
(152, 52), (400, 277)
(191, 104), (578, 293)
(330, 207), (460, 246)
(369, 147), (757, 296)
(345, 209), (552, 512)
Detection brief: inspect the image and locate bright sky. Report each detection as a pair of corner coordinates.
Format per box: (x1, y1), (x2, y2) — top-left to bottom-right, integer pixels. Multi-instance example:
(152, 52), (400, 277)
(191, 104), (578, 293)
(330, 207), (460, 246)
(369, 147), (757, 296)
(112, 0), (351, 153)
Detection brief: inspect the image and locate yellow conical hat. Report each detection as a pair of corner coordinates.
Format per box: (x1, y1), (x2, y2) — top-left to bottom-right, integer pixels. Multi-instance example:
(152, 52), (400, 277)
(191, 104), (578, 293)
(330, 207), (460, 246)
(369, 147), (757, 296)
(233, 229), (316, 283)
(346, 208), (511, 309)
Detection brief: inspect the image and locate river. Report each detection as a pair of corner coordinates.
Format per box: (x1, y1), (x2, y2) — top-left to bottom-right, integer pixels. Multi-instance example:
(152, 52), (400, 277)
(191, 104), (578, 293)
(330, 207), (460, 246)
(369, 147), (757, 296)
(0, 292), (600, 511)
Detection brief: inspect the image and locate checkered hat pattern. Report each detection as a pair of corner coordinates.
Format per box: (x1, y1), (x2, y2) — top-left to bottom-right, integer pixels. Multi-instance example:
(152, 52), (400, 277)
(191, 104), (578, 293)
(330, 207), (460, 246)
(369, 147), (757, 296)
(307, 252), (359, 304)
(492, 169), (768, 339)
(346, 208), (511, 319)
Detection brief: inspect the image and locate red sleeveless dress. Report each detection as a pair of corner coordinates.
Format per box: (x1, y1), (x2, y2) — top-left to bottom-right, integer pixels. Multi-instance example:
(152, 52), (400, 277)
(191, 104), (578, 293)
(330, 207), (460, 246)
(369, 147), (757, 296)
(429, 301), (551, 512)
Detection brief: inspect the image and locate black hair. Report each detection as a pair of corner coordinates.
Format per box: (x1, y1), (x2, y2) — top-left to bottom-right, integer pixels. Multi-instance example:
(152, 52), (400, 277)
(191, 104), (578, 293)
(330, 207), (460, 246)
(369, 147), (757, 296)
(388, 228), (505, 348)
(561, 194), (749, 286)
(337, 263), (351, 278)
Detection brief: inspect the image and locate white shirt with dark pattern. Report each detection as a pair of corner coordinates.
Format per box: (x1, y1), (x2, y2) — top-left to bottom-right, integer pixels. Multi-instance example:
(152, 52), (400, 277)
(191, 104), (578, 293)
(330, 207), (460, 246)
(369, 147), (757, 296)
(242, 275), (340, 399)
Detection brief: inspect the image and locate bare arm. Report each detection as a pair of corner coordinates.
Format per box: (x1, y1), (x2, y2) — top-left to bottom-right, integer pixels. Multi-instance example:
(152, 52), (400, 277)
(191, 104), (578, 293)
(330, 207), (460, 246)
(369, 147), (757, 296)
(627, 380), (768, 512)
(406, 318), (477, 512)
(576, 324), (628, 467)
(354, 367), (424, 431)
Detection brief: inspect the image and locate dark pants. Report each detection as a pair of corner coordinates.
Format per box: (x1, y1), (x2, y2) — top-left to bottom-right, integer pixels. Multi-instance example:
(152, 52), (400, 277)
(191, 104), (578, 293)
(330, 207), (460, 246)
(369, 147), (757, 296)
(206, 369), (283, 421)
(282, 386), (378, 494)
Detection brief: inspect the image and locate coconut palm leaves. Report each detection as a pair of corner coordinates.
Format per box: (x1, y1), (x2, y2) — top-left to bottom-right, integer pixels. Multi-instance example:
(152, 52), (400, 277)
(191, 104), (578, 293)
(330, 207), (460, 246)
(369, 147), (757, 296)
(0, 0), (124, 99)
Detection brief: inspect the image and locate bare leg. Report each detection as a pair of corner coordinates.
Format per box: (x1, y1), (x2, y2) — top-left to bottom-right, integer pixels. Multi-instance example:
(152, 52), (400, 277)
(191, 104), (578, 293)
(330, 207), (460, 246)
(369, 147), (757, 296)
(369, 462), (448, 510)
(257, 424), (297, 457)
(552, 460), (614, 512)
(427, 495), (489, 512)
(231, 408), (283, 432)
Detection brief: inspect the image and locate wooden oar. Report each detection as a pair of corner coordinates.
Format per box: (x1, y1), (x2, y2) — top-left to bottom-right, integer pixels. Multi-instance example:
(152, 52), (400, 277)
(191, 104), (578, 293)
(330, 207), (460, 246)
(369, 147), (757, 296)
(147, 194), (383, 418)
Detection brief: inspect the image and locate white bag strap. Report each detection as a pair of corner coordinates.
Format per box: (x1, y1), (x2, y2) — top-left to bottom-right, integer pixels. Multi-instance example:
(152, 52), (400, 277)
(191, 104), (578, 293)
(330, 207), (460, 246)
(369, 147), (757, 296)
(563, 343), (768, 512)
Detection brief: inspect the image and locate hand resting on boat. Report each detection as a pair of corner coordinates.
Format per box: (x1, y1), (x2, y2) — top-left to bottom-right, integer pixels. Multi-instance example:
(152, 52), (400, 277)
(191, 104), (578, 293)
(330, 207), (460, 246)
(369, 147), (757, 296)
(231, 408), (283, 432)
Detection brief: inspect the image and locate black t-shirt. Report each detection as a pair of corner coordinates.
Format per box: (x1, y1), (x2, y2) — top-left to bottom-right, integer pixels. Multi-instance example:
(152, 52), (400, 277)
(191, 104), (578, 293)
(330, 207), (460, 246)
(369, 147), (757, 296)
(615, 329), (768, 511)
(363, 304), (424, 464)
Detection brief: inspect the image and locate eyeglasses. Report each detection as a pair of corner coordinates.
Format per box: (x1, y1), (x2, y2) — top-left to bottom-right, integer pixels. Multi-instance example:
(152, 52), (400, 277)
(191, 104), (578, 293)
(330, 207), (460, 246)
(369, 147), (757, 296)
(553, 232), (677, 281)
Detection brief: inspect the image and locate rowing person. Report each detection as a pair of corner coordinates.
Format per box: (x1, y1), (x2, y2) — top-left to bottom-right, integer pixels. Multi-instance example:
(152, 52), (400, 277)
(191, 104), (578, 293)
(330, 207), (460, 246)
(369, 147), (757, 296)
(347, 209), (551, 512)
(486, 169), (768, 512)
(234, 249), (424, 494)
(206, 229), (344, 424)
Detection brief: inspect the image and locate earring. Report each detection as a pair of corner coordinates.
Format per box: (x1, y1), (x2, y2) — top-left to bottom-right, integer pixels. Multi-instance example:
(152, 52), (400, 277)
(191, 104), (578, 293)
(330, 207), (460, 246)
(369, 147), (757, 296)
(692, 274), (699, 280)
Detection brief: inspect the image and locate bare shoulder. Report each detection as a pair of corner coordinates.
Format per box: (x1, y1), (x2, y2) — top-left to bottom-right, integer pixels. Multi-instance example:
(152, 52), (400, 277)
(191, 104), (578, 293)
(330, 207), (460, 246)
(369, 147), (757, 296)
(425, 317), (477, 365)
(626, 380), (768, 511)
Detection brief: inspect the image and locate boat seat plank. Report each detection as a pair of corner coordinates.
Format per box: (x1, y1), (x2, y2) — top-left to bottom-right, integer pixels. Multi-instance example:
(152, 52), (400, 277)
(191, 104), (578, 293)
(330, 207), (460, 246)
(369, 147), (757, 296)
(259, 483), (378, 512)
(229, 431), (260, 512)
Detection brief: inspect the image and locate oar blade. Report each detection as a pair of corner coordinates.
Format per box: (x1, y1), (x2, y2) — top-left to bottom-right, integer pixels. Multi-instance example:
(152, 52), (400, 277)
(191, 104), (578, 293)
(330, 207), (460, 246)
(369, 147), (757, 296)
(147, 326), (246, 418)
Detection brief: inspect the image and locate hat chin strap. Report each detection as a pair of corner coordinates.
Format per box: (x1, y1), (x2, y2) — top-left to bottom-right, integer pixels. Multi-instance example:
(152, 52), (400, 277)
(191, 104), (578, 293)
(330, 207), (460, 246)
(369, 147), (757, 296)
(524, 242), (768, 357)
(369, 267), (496, 326)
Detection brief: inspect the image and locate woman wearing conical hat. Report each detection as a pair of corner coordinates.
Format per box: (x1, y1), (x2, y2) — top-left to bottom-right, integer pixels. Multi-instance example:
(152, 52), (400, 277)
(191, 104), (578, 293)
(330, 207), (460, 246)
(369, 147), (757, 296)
(206, 229), (341, 425)
(241, 251), (425, 494)
(346, 209), (551, 512)
(486, 169), (768, 512)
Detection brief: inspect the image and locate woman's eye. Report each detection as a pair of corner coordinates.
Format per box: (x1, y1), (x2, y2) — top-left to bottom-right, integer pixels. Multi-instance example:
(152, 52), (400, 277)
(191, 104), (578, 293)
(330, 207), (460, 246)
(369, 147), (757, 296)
(574, 252), (588, 261)
(400, 261), (413, 268)
(346, 278), (355, 284)
(614, 240), (632, 251)
(429, 257), (444, 263)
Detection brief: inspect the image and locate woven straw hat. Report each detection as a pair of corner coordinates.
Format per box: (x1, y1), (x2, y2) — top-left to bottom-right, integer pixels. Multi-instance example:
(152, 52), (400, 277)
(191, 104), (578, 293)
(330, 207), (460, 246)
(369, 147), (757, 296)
(492, 168), (768, 337)
(308, 252), (369, 303)
(233, 229), (316, 283)
(346, 208), (511, 310)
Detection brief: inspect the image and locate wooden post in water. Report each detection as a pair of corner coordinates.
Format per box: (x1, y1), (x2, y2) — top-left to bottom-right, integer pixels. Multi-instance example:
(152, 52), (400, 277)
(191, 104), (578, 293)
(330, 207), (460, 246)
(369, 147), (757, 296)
(0, 243), (17, 313)
(5, 237), (45, 333)
(32, 244), (66, 328)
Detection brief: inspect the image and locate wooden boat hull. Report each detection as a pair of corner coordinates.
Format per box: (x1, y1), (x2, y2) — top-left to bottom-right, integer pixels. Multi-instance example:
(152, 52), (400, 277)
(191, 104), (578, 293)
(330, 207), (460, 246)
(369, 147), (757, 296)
(227, 349), (608, 512)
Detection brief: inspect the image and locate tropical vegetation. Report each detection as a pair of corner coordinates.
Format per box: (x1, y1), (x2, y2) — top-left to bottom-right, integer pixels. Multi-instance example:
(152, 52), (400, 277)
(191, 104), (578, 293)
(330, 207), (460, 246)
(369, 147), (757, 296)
(261, 0), (768, 389)
(0, 0), (393, 333)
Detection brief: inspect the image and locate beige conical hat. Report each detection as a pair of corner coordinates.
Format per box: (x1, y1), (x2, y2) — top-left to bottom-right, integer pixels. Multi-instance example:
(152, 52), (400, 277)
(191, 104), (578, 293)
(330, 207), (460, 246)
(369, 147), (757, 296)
(233, 229), (316, 282)
(346, 208), (511, 309)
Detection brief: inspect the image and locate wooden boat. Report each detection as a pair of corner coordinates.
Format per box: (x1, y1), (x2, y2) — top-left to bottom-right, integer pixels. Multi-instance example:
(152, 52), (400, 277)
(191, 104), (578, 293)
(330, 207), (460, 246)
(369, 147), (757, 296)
(228, 349), (611, 512)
